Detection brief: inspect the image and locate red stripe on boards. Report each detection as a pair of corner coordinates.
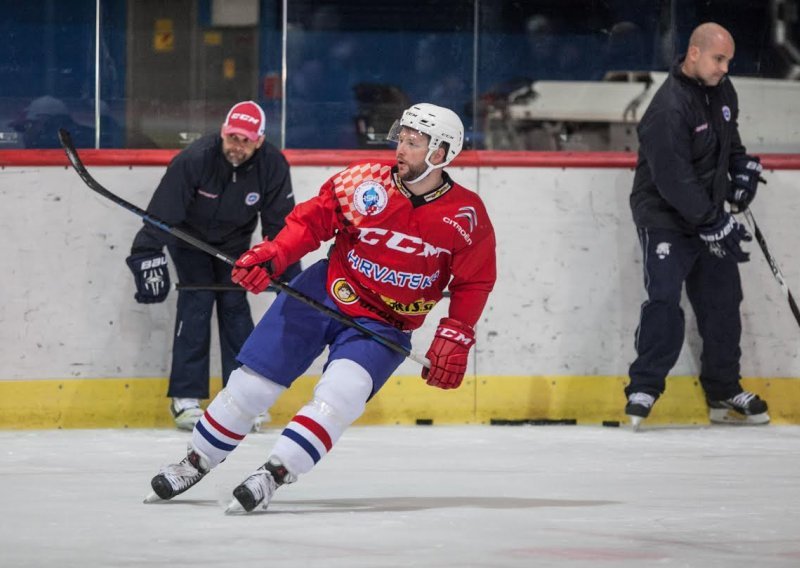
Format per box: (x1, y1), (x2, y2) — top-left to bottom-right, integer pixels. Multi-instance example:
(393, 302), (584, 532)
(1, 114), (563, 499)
(2, 149), (799, 170)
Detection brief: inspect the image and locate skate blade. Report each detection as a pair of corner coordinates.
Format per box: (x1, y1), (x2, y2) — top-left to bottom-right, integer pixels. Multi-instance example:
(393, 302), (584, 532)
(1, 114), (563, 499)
(709, 409), (770, 425)
(629, 415), (644, 432)
(143, 491), (164, 504)
(224, 498), (246, 515)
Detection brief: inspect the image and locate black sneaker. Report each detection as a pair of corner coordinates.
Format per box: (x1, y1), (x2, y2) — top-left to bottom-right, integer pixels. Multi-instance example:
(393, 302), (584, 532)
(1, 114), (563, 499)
(708, 391), (769, 425)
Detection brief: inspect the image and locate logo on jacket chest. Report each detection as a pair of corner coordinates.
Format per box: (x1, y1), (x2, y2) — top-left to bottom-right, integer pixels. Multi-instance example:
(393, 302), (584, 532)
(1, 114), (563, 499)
(245, 192), (260, 205)
(197, 189), (219, 199)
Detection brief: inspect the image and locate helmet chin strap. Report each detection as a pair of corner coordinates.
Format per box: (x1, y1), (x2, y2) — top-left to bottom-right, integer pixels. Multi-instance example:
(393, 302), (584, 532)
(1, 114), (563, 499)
(405, 150), (447, 185)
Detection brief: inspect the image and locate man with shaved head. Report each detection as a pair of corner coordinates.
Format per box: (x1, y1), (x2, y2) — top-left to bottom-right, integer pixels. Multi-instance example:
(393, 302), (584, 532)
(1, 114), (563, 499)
(625, 23), (768, 429)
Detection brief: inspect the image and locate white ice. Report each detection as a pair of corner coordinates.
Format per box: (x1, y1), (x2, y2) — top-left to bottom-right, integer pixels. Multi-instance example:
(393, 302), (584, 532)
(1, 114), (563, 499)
(2, 425), (799, 567)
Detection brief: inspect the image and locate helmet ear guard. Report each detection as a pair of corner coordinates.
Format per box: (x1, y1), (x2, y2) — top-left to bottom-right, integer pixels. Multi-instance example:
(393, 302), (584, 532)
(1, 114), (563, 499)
(387, 103), (464, 183)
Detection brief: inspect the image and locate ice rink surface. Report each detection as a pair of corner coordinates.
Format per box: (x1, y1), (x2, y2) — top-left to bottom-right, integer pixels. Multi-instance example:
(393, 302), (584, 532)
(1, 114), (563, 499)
(2, 424), (799, 568)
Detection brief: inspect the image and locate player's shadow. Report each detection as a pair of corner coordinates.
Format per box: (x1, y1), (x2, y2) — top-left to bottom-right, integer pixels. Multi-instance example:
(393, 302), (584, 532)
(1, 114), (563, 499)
(263, 496), (620, 515)
(147, 496), (619, 514)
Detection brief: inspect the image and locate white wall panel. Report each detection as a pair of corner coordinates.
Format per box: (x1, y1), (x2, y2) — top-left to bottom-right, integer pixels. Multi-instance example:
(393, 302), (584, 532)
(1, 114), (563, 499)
(1, 164), (798, 380)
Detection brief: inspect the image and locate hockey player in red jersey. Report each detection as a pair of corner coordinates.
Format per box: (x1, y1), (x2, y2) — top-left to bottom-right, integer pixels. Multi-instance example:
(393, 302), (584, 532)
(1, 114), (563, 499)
(144, 103), (497, 513)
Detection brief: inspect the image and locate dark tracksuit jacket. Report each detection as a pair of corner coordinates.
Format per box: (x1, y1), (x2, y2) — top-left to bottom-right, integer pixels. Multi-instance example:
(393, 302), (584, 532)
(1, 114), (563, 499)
(630, 58), (747, 232)
(132, 133), (296, 256)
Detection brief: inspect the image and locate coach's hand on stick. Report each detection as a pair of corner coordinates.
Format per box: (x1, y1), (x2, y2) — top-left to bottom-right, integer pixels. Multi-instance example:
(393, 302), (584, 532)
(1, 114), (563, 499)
(422, 318), (475, 390)
(126, 250), (170, 303)
(727, 154), (763, 212)
(231, 239), (288, 293)
(698, 212), (752, 263)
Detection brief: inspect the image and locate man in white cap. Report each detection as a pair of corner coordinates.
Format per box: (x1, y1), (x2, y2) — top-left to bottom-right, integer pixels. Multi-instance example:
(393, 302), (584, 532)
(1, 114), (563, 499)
(127, 101), (300, 430)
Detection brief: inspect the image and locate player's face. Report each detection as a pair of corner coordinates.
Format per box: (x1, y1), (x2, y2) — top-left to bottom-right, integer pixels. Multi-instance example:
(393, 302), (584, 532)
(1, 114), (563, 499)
(395, 128), (430, 182)
(692, 36), (734, 86)
(221, 133), (262, 166)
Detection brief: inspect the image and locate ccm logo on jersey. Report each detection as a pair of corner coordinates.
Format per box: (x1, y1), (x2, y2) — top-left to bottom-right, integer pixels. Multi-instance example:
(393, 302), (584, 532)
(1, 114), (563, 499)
(442, 206), (477, 245)
(358, 227), (450, 258)
(140, 257), (167, 269)
(437, 326), (474, 346)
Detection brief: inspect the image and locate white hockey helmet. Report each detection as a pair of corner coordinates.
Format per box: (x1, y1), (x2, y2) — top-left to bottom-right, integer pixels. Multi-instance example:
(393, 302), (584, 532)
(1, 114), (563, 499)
(387, 103), (464, 183)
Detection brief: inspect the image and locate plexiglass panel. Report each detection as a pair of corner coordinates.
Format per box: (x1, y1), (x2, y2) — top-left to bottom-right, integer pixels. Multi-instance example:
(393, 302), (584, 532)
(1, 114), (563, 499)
(284, 1), (475, 149)
(1, 0), (798, 151)
(0, 2), (98, 148)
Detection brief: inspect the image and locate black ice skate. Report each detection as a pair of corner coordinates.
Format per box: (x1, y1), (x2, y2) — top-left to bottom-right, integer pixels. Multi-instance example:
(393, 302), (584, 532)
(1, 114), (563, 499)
(144, 447), (209, 503)
(225, 458), (295, 514)
(625, 392), (656, 431)
(707, 391), (769, 425)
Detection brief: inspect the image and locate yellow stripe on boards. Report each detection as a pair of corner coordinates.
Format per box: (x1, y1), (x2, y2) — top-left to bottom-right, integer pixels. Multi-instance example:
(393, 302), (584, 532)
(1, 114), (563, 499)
(0, 375), (797, 429)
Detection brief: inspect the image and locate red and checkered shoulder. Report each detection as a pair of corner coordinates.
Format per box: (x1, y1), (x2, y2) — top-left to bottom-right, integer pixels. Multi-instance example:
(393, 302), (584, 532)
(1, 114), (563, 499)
(332, 162), (394, 225)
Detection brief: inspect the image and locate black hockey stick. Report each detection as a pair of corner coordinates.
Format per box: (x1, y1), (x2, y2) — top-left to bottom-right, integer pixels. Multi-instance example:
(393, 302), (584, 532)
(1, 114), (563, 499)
(174, 283), (452, 296)
(57, 128), (430, 367)
(175, 283), (247, 292)
(742, 207), (800, 329)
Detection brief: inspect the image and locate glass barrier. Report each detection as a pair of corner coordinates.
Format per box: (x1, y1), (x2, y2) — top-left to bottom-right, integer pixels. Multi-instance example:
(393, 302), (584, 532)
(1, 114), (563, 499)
(1, 0), (797, 152)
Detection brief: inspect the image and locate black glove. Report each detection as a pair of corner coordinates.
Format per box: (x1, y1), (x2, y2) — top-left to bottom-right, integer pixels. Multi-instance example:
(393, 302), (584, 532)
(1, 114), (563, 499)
(126, 251), (170, 303)
(698, 212), (752, 263)
(728, 154), (762, 211)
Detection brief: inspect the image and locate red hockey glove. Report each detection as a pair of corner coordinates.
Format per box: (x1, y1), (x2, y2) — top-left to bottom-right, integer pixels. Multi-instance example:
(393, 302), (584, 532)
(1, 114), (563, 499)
(231, 240), (288, 293)
(422, 318), (476, 390)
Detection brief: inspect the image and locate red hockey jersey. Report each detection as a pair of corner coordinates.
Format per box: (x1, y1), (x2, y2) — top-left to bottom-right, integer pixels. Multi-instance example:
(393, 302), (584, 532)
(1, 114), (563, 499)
(273, 162), (496, 331)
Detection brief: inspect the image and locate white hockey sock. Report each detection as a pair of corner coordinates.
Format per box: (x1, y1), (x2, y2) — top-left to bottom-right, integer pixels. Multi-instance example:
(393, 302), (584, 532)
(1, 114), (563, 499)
(271, 359), (372, 476)
(192, 366), (286, 468)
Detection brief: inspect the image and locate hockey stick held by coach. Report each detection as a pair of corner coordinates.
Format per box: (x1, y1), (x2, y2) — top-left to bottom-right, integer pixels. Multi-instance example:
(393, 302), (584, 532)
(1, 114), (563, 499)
(145, 102), (497, 513)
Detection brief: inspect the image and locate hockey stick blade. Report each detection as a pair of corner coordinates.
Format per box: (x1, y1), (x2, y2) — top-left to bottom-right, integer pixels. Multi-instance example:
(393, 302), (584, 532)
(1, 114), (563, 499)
(742, 208), (800, 330)
(57, 128), (430, 367)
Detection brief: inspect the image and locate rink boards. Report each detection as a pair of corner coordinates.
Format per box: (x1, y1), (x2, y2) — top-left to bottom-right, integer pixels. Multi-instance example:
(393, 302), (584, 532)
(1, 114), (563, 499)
(2, 158), (800, 427)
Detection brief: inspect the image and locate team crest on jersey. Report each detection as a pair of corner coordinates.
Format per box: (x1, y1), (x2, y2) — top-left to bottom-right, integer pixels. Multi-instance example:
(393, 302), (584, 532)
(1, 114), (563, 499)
(380, 295), (437, 315)
(331, 278), (359, 304)
(353, 180), (388, 216)
(245, 192), (260, 205)
(722, 106), (731, 122)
